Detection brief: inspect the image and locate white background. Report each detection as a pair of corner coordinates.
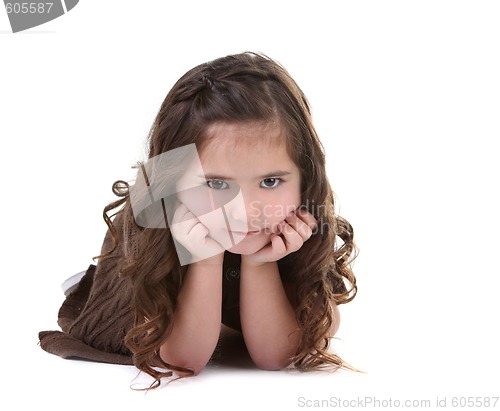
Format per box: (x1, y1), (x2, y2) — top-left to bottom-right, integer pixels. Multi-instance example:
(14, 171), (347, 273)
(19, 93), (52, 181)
(1, 1), (499, 409)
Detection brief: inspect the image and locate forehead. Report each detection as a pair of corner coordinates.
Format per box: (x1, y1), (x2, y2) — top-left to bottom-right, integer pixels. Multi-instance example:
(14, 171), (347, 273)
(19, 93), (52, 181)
(196, 121), (297, 177)
(200, 121), (286, 158)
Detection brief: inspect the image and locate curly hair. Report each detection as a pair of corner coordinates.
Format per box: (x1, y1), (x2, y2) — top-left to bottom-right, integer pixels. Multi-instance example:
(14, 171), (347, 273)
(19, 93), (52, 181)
(98, 52), (358, 388)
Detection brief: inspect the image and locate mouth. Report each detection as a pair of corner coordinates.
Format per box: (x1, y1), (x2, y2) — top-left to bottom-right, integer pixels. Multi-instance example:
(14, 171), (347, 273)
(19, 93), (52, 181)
(230, 230), (261, 236)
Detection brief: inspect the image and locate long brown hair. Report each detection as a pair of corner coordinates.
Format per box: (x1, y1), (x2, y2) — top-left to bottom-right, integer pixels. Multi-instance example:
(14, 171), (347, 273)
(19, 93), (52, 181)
(99, 52), (358, 387)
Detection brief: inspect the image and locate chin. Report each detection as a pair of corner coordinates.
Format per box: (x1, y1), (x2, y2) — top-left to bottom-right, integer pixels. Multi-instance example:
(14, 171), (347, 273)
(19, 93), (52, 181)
(228, 235), (270, 255)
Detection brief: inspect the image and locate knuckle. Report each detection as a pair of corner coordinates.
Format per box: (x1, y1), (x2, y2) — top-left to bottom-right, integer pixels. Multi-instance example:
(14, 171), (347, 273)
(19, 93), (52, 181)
(292, 238), (304, 251)
(304, 226), (312, 238)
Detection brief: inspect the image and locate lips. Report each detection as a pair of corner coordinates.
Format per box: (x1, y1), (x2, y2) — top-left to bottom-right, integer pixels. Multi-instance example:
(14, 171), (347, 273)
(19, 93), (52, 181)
(231, 230), (261, 236)
(245, 230), (261, 236)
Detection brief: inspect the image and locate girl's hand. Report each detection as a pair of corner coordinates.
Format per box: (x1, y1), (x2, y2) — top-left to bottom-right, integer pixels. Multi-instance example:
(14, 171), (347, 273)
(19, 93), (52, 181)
(170, 202), (225, 265)
(243, 208), (318, 266)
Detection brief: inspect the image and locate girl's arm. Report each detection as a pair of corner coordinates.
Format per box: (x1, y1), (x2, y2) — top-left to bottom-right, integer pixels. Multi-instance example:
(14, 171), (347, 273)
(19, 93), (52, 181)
(159, 202), (225, 375)
(331, 300), (341, 336)
(239, 259), (300, 370)
(239, 260), (341, 370)
(238, 209), (320, 370)
(159, 258), (223, 375)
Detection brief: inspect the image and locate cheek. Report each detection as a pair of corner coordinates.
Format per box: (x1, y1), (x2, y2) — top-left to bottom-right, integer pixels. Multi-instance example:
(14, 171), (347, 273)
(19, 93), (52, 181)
(280, 184), (302, 214)
(262, 191), (302, 225)
(176, 184), (218, 217)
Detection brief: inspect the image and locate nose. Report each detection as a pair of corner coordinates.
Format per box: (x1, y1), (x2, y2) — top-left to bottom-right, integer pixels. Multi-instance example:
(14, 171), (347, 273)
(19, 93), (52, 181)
(225, 191), (261, 230)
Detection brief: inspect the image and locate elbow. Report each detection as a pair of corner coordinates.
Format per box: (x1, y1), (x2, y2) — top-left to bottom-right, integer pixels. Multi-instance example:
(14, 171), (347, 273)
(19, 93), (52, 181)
(189, 364), (207, 376)
(251, 352), (293, 371)
(184, 360), (207, 376)
(246, 330), (300, 371)
(162, 355), (208, 377)
(254, 358), (288, 371)
(159, 346), (209, 377)
(330, 302), (341, 337)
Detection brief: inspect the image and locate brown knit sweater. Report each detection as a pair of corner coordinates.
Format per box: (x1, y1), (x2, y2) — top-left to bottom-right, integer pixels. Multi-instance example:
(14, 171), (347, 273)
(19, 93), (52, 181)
(38, 213), (242, 365)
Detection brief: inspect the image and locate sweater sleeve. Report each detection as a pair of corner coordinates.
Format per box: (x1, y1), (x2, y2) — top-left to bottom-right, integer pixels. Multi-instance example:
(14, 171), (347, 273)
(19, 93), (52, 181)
(39, 213), (135, 365)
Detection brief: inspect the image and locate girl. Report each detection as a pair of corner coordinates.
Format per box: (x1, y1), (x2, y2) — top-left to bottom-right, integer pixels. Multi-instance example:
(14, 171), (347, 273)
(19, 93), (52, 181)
(39, 52), (358, 388)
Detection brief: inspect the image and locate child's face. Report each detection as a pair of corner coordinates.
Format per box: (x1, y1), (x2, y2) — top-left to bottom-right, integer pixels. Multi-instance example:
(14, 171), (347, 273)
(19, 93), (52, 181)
(176, 122), (302, 256)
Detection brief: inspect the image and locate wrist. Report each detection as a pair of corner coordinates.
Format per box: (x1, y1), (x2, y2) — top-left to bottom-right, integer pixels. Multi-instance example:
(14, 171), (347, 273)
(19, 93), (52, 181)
(240, 255), (276, 270)
(191, 253), (224, 268)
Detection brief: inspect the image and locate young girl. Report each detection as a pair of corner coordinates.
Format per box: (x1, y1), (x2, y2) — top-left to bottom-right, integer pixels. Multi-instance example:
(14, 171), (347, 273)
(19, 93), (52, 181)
(39, 52), (358, 388)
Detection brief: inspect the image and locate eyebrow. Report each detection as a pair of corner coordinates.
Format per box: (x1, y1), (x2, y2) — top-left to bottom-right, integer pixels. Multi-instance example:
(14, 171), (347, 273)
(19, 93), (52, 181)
(199, 170), (292, 180)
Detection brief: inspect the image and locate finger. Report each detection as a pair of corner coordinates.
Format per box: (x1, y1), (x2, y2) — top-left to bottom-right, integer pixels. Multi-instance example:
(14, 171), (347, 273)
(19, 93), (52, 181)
(295, 208), (318, 230)
(270, 233), (287, 256)
(172, 202), (196, 225)
(171, 218), (198, 240)
(188, 222), (209, 241)
(285, 212), (313, 241)
(278, 221), (304, 253)
(172, 203), (189, 225)
(171, 204), (199, 238)
(253, 234), (286, 262)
